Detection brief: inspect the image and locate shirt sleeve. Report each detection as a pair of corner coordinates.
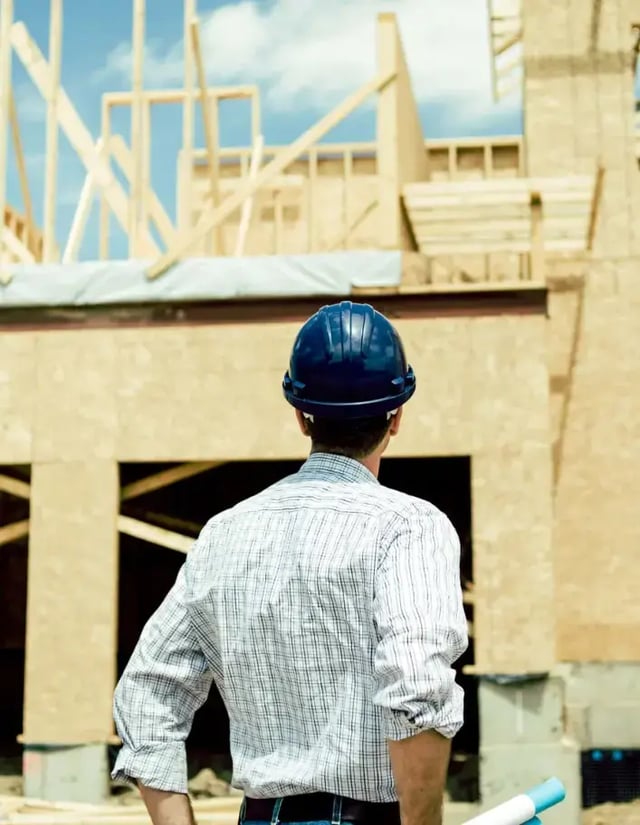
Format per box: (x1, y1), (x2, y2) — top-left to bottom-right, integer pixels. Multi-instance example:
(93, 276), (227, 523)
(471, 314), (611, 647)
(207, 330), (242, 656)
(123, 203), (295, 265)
(372, 507), (469, 741)
(111, 550), (214, 793)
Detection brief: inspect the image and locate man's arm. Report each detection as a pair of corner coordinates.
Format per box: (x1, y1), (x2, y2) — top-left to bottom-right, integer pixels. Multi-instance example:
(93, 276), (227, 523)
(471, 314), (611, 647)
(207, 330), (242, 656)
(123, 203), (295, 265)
(372, 509), (468, 825)
(112, 549), (214, 825)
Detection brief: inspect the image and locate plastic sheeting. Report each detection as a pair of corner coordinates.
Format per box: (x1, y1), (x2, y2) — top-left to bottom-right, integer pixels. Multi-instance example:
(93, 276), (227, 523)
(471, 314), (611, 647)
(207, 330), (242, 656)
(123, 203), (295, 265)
(0, 251), (402, 308)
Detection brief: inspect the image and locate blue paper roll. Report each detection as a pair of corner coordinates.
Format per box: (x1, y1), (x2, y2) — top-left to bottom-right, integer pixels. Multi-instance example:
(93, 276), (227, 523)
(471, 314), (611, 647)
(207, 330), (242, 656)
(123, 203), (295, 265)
(525, 778), (566, 814)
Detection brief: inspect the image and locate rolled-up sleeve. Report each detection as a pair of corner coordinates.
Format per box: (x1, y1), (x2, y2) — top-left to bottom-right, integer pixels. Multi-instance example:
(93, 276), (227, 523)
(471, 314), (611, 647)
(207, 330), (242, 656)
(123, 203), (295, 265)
(372, 507), (469, 741)
(112, 555), (213, 793)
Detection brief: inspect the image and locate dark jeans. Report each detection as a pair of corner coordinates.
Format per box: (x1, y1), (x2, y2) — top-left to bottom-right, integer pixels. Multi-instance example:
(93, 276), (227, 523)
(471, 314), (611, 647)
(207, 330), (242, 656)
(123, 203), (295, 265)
(239, 793), (401, 825)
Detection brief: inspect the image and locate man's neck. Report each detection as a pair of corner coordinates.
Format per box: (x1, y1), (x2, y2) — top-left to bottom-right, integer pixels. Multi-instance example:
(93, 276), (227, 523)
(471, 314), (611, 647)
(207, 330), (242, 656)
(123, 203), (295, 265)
(309, 448), (381, 478)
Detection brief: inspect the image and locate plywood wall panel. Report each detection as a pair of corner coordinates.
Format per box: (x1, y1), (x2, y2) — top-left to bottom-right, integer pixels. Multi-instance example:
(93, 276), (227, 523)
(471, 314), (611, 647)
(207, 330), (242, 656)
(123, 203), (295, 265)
(0, 333), (36, 463)
(23, 460), (119, 743)
(32, 331), (117, 463)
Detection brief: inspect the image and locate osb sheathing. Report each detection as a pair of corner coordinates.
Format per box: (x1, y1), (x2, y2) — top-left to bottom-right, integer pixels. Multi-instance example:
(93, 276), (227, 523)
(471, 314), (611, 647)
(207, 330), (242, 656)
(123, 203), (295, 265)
(524, 0), (640, 660)
(23, 461), (119, 743)
(548, 262), (640, 661)
(0, 314), (553, 741)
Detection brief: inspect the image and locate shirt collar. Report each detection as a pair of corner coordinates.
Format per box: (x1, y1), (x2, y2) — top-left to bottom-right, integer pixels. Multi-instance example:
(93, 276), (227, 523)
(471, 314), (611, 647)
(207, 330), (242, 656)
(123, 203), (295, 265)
(296, 452), (379, 485)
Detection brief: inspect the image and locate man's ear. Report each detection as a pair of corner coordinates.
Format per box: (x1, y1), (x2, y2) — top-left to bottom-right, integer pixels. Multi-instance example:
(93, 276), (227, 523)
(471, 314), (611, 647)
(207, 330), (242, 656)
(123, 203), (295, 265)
(389, 407), (403, 436)
(295, 409), (311, 436)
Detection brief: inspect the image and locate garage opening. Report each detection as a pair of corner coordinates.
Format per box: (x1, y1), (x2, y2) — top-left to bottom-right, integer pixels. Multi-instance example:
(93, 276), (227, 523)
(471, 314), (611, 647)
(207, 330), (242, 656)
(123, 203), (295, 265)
(0, 465), (30, 793)
(116, 457), (476, 800)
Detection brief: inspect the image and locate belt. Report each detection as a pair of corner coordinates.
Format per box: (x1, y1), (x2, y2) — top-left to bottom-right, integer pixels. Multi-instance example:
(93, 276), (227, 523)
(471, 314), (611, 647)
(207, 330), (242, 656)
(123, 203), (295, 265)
(243, 793), (400, 825)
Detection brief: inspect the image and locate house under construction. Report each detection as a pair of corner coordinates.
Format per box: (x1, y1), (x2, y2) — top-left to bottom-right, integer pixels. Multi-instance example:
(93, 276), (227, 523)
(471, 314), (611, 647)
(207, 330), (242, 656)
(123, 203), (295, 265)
(1, 1), (640, 823)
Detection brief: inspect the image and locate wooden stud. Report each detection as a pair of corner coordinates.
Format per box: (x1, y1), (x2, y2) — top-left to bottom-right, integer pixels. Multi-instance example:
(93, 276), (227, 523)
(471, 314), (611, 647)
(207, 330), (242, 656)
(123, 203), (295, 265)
(129, 0), (145, 256)
(9, 91), (34, 250)
(273, 188), (283, 254)
(98, 96), (111, 260)
(103, 85), (257, 107)
(307, 148), (318, 252)
(146, 69), (396, 279)
(250, 87), (261, 143)
(61, 138), (105, 263)
(342, 150), (353, 249)
(0, 473), (30, 499)
(120, 461), (222, 500)
(0, 0), (14, 276)
(190, 16), (223, 255)
(118, 515), (193, 554)
(0, 519), (29, 548)
(234, 133), (264, 256)
(42, 0), (62, 262)
(181, 0), (196, 234)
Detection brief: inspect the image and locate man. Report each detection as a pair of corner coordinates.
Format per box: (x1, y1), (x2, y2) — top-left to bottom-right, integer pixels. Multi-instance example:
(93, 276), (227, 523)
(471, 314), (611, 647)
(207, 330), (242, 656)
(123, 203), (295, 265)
(112, 301), (468, 825)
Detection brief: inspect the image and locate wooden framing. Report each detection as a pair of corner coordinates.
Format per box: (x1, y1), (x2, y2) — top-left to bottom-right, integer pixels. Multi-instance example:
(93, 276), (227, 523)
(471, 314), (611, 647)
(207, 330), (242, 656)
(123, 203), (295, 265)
(10, 21), (159, 255)
(9, 92), (34, 246)
(402, 172), (602, 261)
(129, 0), (146, 256)
(190, 16), (223, 254)
(0, 460), (222, 555)
(0, 0), (13, 278)
(486, 0), (523, 101)
(42, 0), (62, 263)
(146, 68), (396, 278)
(376, 12), (429, 250)
(181, 0), (196, 234)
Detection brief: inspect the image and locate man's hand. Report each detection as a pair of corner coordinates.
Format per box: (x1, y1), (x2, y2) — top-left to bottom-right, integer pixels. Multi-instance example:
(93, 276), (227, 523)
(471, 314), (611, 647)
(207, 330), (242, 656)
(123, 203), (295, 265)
(138, 784), (197, 825)
(388, 729), (451, 825)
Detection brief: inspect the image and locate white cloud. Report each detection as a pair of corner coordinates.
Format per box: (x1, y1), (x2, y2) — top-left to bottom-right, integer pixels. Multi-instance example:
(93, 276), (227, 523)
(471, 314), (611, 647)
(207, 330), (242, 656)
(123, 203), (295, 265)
(95, 0), (520, 122)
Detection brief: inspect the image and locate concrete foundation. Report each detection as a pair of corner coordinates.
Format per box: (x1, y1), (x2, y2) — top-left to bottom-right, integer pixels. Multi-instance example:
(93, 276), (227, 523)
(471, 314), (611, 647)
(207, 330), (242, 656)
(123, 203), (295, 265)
(22, 744), (110, 804)
(472, 664), (640, 825)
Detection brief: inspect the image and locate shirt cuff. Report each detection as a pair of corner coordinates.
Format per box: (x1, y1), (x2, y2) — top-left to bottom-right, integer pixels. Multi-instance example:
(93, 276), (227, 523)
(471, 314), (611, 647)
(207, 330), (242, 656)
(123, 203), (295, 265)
(111, 742), (189, 794)
(380, 684), (465, 741)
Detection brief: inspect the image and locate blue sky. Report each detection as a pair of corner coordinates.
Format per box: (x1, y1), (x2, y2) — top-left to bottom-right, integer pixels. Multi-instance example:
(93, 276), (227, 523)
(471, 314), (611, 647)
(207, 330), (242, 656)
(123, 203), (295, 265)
(7, 0), (523, 260)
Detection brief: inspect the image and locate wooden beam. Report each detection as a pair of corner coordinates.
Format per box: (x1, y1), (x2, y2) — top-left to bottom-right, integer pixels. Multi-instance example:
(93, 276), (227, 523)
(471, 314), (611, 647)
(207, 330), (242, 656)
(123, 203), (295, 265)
(146, 69), (396, 279)
(98, 95), (111, 259)
(118, 514), (193, 553)
(234, 133), (264, 256)
(9, 91), (34, 242)
(0, 473), (30, 498)
(62, 138), (105, 263)
(129, 0), (145, 256)
(42, 0), (62, 262)
(0, 0), (13, 276)
(10, 21), (159, 254)
(0, 519), (29, 547)
(181, 0), (196, 234)
(190, 16), (223, 254)
(103, 85), (257, 107)
(120, 461), (222, 500)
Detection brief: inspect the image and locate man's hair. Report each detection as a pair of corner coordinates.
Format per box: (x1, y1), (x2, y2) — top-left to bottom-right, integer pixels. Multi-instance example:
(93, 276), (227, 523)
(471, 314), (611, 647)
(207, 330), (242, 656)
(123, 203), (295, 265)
(306, 414), (392, 460)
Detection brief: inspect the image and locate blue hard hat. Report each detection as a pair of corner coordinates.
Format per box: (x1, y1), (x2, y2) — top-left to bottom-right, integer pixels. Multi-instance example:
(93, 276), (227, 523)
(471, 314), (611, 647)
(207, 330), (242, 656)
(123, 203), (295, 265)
(282, 301), (416, 419)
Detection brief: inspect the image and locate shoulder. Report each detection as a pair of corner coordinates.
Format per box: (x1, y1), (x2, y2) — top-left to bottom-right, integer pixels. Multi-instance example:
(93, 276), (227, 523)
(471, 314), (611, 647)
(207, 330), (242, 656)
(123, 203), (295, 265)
(374, 485), (460, 548)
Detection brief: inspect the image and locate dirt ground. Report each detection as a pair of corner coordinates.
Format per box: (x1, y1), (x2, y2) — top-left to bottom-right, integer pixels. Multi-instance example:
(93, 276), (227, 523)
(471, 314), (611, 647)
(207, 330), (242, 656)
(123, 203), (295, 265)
(583, 800), (640, 825)
(1, 768), (640, 823)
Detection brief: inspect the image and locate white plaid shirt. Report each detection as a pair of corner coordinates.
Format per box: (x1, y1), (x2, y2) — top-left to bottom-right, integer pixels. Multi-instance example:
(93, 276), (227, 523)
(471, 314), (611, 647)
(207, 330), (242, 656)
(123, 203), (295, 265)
(112, 453), (468, 802)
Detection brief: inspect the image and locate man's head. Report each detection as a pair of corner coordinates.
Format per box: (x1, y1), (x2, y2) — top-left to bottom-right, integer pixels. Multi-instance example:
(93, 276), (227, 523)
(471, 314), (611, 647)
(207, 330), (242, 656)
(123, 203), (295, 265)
(282, 301), (415, 464)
